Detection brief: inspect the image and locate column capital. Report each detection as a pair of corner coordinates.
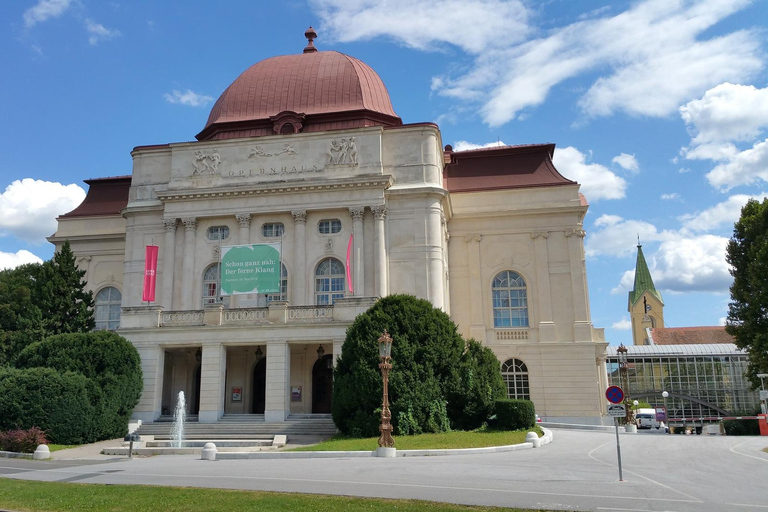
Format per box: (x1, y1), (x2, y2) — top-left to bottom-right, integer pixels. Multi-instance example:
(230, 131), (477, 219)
(235, 213), (252, 228)
(530, 231), (549, 239)
(349, 206), (366, 221)
(464, 234), (482, 243)
(565, 228), (586, 238)
(163, 218), (177, 231)
(371, 205), (387, 220)
(291, 209), (307, 224)
(182, 218), (197, 232)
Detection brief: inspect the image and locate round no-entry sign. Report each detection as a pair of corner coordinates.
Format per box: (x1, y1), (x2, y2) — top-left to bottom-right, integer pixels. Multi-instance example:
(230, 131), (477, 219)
(606, 385), (624, 404)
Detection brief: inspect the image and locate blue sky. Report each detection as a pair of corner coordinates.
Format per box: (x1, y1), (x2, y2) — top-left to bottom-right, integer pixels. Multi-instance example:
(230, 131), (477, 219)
(2, 0), (768, 345)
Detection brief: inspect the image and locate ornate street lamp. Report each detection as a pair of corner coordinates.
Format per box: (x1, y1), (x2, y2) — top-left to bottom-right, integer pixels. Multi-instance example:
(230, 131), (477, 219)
(617, 344), (633, 426)
(378, 330), (394, 449)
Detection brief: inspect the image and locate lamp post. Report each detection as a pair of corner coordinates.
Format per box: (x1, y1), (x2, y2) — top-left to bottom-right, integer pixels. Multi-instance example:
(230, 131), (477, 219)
(617, 344), (632, 426)
(662, 391), (669, 433)
(378, 330), (394, 450)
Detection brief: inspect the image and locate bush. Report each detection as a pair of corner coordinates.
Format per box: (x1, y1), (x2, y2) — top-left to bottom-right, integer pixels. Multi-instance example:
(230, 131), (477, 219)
(495, 399), (536, 430)
(332, 295), (504, 437)
(723, 419), (760, 436)
(14, 331), (143, 441)
(0, 367), (95, 444)
(0, 427), (48, 453)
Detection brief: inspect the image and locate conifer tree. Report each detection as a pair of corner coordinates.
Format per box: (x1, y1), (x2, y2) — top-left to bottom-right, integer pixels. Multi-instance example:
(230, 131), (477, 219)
(726, 198), (768, 389)
(36, 240), (95, 335)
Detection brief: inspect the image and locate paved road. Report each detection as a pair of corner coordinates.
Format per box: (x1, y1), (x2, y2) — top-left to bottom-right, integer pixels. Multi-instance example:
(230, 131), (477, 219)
(1, 429), (767, 511)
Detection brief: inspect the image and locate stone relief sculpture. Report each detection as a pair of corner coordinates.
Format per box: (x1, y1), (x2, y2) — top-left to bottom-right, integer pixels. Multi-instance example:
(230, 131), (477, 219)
(192, 150), (221, 175)
(327, 138), (359, 166)
(249, 143), (297, 158)
(325, 238), (333, 253)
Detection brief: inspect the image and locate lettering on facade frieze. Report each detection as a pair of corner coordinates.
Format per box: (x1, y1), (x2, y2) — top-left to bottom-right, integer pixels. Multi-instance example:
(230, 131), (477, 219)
(192, 150), (221, 176)
(225, 164), (322, 178)
(249, 143), (297, 158)
(327, 137), (358, 166)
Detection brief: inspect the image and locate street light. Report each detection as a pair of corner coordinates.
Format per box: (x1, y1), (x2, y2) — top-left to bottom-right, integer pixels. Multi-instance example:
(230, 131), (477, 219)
(617, 344), (632, 426)
(378, 330), (394, 449)
(662, 391), (669, 433)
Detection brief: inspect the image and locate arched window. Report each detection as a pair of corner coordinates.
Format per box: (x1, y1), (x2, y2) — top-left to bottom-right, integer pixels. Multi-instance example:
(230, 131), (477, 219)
(501, 358), (530, 400)
(265, 263), (288, 303)
(202, 264), (221, 305)
(492, 271), (529, 328)
(315, 258), (345, 305)
(94, 286), (122, 331)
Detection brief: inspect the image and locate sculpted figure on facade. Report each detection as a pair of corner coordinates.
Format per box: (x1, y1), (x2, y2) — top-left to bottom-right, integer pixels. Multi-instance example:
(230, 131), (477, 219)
(192, 150), (221, 176)
(327, 138), (359, 166)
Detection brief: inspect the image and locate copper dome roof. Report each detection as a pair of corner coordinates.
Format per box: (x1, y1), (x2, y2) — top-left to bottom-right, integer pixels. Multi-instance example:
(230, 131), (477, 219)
(197, 48), (401, 141)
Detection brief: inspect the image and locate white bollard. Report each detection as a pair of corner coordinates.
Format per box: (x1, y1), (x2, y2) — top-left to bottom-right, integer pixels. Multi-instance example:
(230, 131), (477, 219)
(525, 432), (541, 448)
(376, 447), (397, 458)
(33, 445), (50, 460)
(201, 442), (217, 461)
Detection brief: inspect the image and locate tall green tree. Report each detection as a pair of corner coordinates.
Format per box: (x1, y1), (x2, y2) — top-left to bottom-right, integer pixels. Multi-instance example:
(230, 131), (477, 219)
(726, 198), (768, 389)
(0, 264), (45, 365)
(36, 241), (95, 335)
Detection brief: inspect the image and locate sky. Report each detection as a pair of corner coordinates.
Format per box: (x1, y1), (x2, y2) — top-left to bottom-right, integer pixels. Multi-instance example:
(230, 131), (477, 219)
(2, 0), (768, 345)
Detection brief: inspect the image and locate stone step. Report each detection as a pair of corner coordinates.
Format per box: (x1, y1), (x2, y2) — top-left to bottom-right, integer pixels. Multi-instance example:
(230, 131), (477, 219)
(146, 439), (273, 448)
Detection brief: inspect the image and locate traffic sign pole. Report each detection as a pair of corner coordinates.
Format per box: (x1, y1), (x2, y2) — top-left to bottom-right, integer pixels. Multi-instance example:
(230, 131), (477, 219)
(615, 418), (624, 482)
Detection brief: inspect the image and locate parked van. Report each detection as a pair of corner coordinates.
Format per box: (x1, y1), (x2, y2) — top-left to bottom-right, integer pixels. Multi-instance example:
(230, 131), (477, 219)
(635, 408), (659, 429)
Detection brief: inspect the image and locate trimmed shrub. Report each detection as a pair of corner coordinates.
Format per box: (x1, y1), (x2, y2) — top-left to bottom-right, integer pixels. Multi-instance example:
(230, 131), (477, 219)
(333, 295), (503, 437)
(14, 331), (142, 441)
(495, 399), (536, 430)
(0, 427), (48, 453)
(723, 419), (760, 436)
(0, 367), (95, 444)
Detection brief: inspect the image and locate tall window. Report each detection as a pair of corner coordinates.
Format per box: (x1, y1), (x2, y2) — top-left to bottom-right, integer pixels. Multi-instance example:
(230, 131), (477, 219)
(265, 263), (288, 303)
(203, 264), (221, 305)
(262, 222), (285, 238)
(492, 271), (529, 327)
(318, 219), (342, 234)
(95, 287), (122, 331)
(502, 359), (530, 400)
(315, 258), (345, 305)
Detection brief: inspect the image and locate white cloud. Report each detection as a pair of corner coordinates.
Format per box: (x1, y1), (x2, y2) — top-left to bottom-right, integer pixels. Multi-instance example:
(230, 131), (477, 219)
(321, 0), (764, 126)
(679, 193), (768, 232)
(0, 250), (43, 270)
(0, 179), (85, 243)
(164, 89), (215, 107)
(678, 167), (692, 174)
(718, 317), (727, 326)
(586, 214), (669, 258)
(314, 0), (531, 54)
(660, 193), (680, 201)
(23, 0), (72, 28)
(85, 19), (121, 46)
(612, 153), (638, 172)
(680, 83), (768, 145)
(612, 317), (632, 330)
(705, 138), (768, 191)
(682, 142), (738, 162)
(452, 140), (507, 152)
(553, 146), (627, 201)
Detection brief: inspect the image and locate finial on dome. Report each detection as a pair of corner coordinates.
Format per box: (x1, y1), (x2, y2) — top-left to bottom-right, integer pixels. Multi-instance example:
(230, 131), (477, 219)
(304, 26), (318, 53)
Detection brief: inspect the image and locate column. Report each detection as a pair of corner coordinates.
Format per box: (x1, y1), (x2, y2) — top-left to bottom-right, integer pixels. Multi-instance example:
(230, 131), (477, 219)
(566, 228), (592, 341)
(291, 210), (307, 305)
(131, 346), (164, 422)
(349, 207), (365, 296)
(180, 218), (197, 310)
(264, 341), (289, 422)
(198, 343), (225, 423)
(426, 198), (444, 310)
(232, 213), (252, 308)
(532, 231), (556, 342)
(372, 205), (388, 297)
(466, 234), (485, 341)
(161, 218), (177, 310)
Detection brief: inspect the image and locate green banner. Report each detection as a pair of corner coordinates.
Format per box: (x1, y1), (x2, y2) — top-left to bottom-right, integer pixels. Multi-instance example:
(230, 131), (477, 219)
(220, 243), (281, 295)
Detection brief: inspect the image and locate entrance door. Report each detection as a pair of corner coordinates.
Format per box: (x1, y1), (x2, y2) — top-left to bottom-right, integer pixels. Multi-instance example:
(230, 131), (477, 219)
(312, 354), (334, 413)
(252, 358), (266, 414)
(192, 365), (201, 414)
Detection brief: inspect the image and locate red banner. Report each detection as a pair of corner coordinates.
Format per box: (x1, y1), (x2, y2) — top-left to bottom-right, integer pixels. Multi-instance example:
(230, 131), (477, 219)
(142, 245), (159, 302)
(346, 233), (354, 293)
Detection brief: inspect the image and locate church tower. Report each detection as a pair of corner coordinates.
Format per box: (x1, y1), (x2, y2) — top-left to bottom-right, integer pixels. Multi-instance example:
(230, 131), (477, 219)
(628, 244), (664, 345)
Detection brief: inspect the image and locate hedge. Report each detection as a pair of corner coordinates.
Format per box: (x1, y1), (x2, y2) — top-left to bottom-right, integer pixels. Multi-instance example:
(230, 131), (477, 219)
(495, 399), (536, 430)
(723, 419), (760, 436)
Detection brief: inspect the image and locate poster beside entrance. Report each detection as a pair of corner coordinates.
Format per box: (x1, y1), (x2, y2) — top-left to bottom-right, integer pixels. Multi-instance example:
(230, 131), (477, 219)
(220, 243), (281, 295)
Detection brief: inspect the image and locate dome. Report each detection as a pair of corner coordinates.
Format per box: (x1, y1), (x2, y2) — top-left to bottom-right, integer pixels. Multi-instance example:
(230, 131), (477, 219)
(196, 31), (401, 141)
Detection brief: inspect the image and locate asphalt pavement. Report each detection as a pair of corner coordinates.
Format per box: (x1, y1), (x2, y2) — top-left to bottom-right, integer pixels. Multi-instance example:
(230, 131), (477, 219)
(1, 429), (767, 511)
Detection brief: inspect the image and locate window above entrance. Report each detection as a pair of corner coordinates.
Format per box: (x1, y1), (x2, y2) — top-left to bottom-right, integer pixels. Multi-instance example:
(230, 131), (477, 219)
(318, 219), (341, 234)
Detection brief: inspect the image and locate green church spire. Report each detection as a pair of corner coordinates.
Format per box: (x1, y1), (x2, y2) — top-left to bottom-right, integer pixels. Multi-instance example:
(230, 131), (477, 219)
(629, 244), (663, 306)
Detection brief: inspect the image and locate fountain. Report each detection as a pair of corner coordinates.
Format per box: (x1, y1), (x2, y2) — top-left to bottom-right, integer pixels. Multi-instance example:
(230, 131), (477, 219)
(171, 391), (186, 448)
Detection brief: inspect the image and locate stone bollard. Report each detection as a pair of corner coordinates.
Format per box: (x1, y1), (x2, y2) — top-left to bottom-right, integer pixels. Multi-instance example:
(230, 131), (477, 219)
(525, 432), (541, 448)
(201, 442), (217, 461)
(376, 447), (396, 458)
(33, 445), (50, 460)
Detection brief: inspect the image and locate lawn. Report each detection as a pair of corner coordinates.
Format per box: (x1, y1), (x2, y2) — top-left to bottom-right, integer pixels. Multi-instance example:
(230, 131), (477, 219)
(292, 427), (542, 451)
(0, 479), (556, 512)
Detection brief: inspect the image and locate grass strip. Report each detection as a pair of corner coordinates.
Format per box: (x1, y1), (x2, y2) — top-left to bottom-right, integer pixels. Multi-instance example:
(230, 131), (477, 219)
(0, 479), (554, 512)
